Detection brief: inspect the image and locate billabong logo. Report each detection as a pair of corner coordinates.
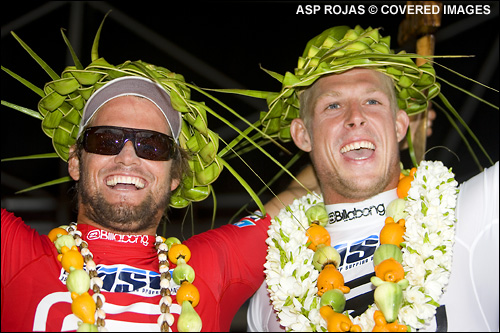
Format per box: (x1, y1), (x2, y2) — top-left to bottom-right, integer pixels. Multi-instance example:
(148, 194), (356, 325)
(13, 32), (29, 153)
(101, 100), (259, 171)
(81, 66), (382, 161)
(87, 229), (151, 246)
(329, 203), (385, 223)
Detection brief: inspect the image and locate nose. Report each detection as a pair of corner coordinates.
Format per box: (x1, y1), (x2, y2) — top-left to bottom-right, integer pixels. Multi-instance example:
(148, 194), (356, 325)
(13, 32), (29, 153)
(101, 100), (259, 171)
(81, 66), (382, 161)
(114, 140), (141, 165)
(344, 104), (367, 129)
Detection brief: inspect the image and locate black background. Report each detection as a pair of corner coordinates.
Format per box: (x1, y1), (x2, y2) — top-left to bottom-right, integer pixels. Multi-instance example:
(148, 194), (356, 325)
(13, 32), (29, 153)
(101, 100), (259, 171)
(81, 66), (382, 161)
(2, 2), (498, 329)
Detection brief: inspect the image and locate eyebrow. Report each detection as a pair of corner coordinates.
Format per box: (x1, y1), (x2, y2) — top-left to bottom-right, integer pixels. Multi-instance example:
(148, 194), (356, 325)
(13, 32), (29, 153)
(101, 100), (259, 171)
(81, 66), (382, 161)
(313, 86), (391, 110)
(365, 88), (385, 94)
(312, 91), (341, 107)
(315, 87), (385, 103)
(309, 91), (335, 110)
(317, 85), (385, 96)
(317, 91), (341, 99)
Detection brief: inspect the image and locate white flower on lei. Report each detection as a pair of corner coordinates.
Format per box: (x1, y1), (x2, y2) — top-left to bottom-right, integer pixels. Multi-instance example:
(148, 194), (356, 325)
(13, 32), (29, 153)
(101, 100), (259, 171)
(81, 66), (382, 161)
(265, 161), (458, 331)
(352, 305), (378, 331)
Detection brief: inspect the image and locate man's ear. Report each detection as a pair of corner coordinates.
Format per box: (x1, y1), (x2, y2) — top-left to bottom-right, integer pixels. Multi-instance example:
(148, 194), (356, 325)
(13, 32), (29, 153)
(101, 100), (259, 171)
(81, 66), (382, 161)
(170, 178), (180, 192)
(68, 145), (80, 181)
(290, 118), (312, 152)
(395, 109), (410, 143)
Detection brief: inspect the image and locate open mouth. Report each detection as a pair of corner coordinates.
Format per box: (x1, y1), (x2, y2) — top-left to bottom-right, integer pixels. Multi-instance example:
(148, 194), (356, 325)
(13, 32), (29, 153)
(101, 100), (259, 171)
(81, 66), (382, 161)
(106, 175), (145, 190)
(340, 141), (375, 160)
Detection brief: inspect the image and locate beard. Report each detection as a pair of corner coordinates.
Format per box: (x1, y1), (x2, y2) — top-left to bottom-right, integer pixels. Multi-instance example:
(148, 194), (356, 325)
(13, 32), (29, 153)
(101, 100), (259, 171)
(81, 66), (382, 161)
(78, 174), (171, 234)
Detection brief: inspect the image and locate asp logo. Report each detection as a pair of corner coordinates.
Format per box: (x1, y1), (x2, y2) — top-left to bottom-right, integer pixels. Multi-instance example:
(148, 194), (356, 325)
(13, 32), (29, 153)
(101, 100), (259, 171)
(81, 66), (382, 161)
(59, 264), (180, 296)
(334, 235), (378, 272)
(329, 203), (385, 224)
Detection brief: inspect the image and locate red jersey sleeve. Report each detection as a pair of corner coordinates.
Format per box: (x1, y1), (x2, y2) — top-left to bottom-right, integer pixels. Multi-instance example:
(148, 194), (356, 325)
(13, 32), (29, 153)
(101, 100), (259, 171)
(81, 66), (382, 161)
(1, 209), (58, 331)
(1, 209), (54, 283)
(184, 212), (271, 331)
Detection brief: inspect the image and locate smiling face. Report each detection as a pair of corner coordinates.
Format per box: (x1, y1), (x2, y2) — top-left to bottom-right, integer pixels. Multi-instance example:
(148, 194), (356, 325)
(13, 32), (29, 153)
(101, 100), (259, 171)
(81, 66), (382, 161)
(291, 69), (409, 204)
(68, 95), (180, 234)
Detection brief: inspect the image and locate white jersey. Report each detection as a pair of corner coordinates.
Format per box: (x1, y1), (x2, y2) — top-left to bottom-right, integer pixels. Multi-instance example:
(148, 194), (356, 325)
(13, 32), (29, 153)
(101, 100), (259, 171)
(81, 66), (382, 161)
(247, 162), (499, 332)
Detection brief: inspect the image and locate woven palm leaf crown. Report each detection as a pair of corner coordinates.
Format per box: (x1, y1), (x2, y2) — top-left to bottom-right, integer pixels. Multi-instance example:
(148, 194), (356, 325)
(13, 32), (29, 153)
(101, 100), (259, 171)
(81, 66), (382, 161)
(41, 58), (224, 209)
(260, 25), (440, 142)
(4, 16), (262, 210)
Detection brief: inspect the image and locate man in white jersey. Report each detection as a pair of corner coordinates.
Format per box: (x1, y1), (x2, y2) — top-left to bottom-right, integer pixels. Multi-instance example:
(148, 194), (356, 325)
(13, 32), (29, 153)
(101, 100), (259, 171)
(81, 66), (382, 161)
(246, 26), (499, 332)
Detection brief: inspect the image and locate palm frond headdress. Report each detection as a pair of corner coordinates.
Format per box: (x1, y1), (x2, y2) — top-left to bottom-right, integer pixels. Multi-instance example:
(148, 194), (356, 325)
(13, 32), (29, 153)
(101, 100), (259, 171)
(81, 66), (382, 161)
(2, 14), (280, 212)
(225, 25), (497, 169)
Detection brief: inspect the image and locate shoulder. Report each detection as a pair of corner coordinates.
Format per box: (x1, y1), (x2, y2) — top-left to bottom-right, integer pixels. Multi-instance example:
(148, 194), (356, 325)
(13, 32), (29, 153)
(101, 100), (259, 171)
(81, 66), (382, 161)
(1, 209), (54, 282)
(459, 161), (498, 196)
(1, 209), (36, 240)
(456, 162), (499, 234)
(1, 209), (52, 247)
(2, 208), (22, 225)
(231, 211), (271, 228)
(442, 163), (499, 331)
(185, 212), (271, 252)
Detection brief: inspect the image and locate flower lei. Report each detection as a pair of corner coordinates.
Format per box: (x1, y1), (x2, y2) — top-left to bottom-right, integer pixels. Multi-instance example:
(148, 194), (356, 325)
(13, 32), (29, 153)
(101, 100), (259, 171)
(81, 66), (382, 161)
(264, 161), (459, 331)
(49, 224), (202, 332)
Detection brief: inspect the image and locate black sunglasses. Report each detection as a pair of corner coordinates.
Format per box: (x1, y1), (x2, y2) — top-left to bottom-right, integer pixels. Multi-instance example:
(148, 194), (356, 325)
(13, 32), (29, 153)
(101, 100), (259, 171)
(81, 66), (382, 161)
(79, 126), (177, 161)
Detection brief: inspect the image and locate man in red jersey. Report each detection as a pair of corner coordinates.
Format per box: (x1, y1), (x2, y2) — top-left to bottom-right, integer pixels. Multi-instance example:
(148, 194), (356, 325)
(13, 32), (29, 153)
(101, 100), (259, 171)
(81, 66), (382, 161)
(1, 76), (272, 332)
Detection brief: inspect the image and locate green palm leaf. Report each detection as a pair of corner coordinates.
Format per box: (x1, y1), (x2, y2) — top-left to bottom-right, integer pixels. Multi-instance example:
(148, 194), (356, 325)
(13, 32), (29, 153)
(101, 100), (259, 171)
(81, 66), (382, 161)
(218, 25), (497, 172)
(2, 12), (300, 219)
(15, 176), (72, 194)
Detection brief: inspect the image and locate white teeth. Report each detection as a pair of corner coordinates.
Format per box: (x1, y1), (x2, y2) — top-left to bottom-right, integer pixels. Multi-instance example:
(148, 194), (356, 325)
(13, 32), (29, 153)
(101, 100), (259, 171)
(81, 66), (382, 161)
(340, 141), (375, 154)
(106, 175), (145, 189)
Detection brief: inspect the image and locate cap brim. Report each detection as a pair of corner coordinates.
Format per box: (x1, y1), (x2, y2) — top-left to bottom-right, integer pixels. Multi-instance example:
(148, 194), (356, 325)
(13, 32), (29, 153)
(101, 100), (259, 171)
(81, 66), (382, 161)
(77, 76), (181, 141)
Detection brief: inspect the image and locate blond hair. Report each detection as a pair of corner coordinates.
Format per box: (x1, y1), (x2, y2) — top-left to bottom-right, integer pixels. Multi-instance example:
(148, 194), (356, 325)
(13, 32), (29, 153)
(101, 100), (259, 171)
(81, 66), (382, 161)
(298, 70), (399, 131)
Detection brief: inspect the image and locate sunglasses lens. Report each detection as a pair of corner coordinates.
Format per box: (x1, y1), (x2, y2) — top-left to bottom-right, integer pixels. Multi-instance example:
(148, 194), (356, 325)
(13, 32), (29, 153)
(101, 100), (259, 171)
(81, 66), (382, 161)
(84, 127), (124, 155)
(82, 126), (175, 161)
(135, 131), (173, 161)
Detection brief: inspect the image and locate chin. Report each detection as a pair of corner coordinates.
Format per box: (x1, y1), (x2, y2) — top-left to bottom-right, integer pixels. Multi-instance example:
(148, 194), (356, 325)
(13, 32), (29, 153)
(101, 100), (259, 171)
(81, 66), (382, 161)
(80, 189), (166, 231)
(340, 177), (389, 201)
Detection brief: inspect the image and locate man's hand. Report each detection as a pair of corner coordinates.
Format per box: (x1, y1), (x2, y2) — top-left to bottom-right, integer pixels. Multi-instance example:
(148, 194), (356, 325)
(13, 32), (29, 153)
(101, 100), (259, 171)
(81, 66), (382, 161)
(400, 106), (436, 150)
